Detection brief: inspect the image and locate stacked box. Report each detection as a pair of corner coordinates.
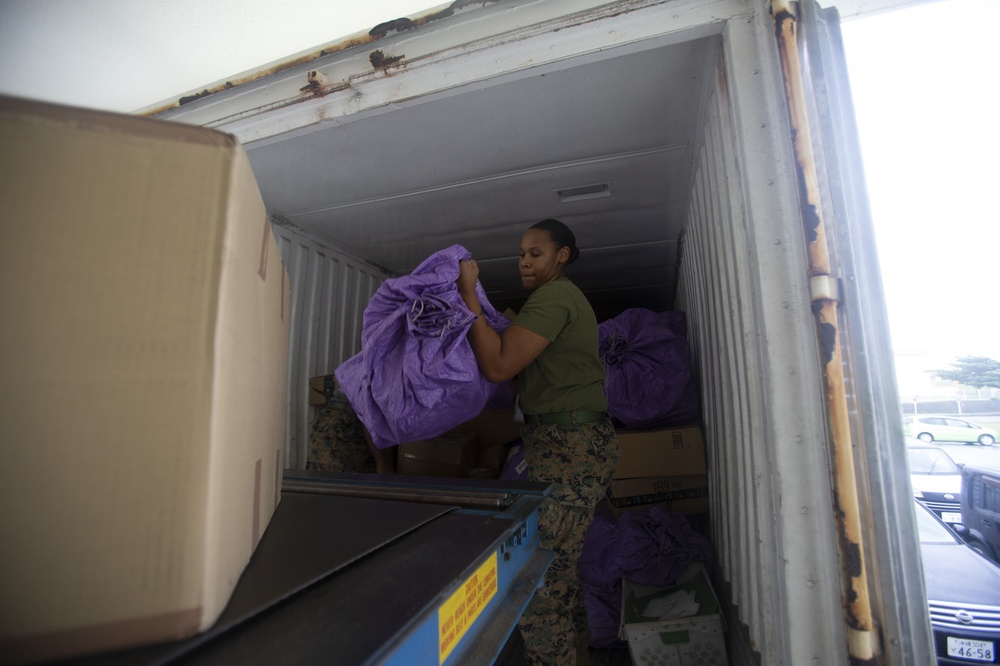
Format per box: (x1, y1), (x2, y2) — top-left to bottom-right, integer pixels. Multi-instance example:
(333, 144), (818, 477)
(309, 374), (338, 405)
(0, 97), (290, 663)
(619, 562), (728, 665)
(454, 405), (523, 478)
(609, 426), (708, 517)
(397, 431), (478, 477)
(455, 405), (523, 449)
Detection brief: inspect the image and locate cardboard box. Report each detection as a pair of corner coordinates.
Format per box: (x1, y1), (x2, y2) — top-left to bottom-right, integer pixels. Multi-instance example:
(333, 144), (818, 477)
(476, 443), (510, 474)
(397, 431), (478, 477)
(614, 426), (706, 480)
(0, 97), (290, 663)
(309, 374), (337, 406)
(619, 562), (728, 665)
(607, 496), (711, 519)
(453, 406), (522, 450)
(608, 473), (710, 517)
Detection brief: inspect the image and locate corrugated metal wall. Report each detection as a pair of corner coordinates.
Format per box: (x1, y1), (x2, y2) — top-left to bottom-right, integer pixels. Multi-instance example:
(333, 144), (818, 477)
(675, 56), (780, 662)
(271, 222), (388, 469)
(677, 16), (854, 662)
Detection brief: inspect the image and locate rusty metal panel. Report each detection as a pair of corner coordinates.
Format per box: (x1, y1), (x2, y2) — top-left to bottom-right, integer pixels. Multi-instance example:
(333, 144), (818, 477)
(676, 17), (847, 662)
(271, 222), (388, 469)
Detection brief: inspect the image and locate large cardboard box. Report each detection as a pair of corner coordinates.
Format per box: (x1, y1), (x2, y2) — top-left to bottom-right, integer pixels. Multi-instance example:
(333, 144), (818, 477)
(453, 406), (523, 450)
(397, 432), (478, 477)
(613, 426), (706, 480)
(0, 97), (291, 663)
(608, 474), (710, 517)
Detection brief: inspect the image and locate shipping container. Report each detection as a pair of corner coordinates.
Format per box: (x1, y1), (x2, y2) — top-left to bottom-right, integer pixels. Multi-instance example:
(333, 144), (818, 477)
(148, 0), (931, 662)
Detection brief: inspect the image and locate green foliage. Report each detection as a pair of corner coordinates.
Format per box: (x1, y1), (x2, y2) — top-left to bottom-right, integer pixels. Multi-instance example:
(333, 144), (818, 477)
(937, 356), (1000, 390)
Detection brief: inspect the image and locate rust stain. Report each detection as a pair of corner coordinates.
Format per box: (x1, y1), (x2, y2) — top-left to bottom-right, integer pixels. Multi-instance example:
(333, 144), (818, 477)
(817, 320), (837, 365)
(300, 70), (339, 98)
(370, 17), (417, 37)
(165, 47), (352, 111)
(774, 3), (881, 645)
(369, 49), (405, 70)
(179, 81), (233, 106)
(774, 5), (830, 276)
(370, 0), (501, 37)
(142, 1), (497, 116)
(773, 9), (794, 40)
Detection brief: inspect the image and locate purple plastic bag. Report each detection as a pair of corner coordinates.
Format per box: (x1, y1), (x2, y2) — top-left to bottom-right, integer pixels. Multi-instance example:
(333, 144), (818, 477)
(335, 245), (513, 449)
(579, 504), (713, 647)
(598, 308), (699, 429)
(499, 440), (528, 481)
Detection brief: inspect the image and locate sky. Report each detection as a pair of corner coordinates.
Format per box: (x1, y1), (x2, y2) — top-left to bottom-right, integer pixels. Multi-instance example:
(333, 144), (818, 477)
(0, 0), (439, 113)
(1, 0), (996, 395)
(840, 0), (1000, 392)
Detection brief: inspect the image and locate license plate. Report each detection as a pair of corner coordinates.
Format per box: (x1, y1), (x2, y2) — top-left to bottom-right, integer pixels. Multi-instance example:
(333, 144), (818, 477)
(942, 511), (963, 524)
(947, 637), (995, 662)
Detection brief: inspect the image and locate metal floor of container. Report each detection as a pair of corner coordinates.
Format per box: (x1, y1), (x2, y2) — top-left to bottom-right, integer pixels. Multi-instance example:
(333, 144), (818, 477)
(494, 629), (632, 666)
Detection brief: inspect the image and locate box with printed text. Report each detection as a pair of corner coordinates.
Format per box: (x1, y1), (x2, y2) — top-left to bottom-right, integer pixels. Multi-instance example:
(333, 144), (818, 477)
(613, 425), (706, 479)
(608, 474), (710, 517)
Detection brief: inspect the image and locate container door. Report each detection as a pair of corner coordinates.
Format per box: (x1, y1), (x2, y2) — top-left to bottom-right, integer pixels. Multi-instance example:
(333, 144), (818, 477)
(782, 0), (934, 662)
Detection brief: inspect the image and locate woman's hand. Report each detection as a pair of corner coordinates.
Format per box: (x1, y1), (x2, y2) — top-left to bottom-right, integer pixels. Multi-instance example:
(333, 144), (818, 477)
(457, 258), (480, 295)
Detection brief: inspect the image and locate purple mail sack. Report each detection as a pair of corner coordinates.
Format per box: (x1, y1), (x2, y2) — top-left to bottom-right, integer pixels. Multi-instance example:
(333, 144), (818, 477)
(335, 245), (513, 449)
(599, 308), (698, 429)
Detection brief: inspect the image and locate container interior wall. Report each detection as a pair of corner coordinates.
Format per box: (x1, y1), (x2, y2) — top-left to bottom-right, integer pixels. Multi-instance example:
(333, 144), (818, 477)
(676, 51), (779, 663)
(271, 222), (388, 469)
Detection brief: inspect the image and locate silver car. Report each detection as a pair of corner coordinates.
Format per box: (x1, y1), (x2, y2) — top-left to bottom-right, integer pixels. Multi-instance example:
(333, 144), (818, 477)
(908, 441), (963, 525)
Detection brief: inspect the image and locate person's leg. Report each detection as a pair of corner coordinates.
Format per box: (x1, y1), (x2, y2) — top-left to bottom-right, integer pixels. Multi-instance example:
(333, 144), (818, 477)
(518, 499), (588, 665)
(518, 421), (619, 665)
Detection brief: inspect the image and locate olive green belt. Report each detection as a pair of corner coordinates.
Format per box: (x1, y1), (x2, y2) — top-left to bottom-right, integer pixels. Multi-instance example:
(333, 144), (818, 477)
(522, 410), (608, 426)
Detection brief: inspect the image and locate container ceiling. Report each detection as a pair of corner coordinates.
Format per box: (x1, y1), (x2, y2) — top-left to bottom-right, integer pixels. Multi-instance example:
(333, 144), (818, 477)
(241, 36), (715, 318)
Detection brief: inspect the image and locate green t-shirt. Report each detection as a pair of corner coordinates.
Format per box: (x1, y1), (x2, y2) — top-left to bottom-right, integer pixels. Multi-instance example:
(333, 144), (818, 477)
(513, 277), (607, 415)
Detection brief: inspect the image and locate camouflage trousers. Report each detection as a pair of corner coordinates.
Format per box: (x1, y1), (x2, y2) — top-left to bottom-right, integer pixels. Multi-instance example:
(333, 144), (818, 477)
(519, 419), (619, 666)
(305, 395), (376, 473)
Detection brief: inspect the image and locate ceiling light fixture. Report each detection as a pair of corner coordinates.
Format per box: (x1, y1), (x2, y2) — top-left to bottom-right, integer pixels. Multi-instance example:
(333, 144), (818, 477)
(557, 182), (611, 203)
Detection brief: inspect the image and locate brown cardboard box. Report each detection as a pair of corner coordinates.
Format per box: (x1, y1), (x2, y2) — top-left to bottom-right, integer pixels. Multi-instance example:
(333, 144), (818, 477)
(397, 431), (478, 477)
(607, 475), (710, 517)
(309, 374), (337, 406)
(613, 426), (706, 480)
(608, 496), (710, 518)
(476, 443), (510, 472)
(0, 98), (290, 663)
(453, 406), (522, 450)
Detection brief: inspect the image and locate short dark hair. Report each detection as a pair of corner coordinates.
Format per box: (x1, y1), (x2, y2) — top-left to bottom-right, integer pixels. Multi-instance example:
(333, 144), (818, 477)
(529, 218), (580, 264)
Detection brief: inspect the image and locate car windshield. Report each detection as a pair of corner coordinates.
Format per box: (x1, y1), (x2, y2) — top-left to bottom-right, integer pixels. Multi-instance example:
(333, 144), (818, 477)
(914, 503), (961, 545)
(906, 447), (960, 475)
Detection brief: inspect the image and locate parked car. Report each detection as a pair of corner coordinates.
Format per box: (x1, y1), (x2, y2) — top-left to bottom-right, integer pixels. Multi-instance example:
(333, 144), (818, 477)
(916, 500), (1000, 664)
(908, 440), (964, 525)
(904, 416), (998, 446)
(959, 465), (1000, 564)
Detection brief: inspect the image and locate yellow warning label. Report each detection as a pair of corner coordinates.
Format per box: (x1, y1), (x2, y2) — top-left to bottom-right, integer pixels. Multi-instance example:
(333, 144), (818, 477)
(438, 551), (498, 664)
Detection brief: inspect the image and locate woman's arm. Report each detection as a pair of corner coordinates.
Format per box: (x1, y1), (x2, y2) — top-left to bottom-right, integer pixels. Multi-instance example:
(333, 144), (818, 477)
(457, 259), (549, 382)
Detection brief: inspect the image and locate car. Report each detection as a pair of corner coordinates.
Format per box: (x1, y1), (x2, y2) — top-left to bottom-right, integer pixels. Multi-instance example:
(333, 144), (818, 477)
(904, 415), (998, 446)
(915, 500), (1000, 664)
(959, 465), (1000, 563)
(908, 441), (964, 525)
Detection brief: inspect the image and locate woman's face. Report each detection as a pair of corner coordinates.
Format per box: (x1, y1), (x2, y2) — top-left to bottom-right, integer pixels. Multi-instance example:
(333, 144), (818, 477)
(519, 229), (569, 290)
